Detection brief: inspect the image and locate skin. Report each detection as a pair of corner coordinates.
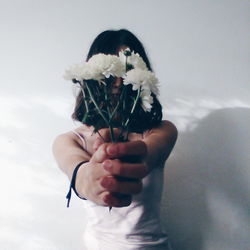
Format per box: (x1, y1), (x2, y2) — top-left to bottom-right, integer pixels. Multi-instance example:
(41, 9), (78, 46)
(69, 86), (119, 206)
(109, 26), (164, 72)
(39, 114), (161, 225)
(52, 120), (178, 207)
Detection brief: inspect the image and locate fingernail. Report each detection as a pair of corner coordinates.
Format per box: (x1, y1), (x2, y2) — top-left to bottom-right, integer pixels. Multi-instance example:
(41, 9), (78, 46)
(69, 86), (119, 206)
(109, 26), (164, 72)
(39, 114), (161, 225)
(107, 145), (117, 156)
(103, 160), (112, 171)
(103, 193), (111, 204)
(101, 178), (111, 188)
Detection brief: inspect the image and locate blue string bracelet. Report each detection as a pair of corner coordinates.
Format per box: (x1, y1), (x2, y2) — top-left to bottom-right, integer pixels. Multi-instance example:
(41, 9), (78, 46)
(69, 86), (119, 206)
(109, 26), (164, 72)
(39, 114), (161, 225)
(66, 161), (88, 207)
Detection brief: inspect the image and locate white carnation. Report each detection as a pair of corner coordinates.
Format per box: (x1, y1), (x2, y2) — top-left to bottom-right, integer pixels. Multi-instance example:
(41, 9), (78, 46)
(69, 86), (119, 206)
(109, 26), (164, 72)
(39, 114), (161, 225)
(88, 54), (125, 78)
(140, 89), (153, 112)
(119, 49), (148, 70)
(123, 68), (159, 95)
(64, 54), (126, 82)
(128, 53), (147, 70)
(64, 63), (103, 81)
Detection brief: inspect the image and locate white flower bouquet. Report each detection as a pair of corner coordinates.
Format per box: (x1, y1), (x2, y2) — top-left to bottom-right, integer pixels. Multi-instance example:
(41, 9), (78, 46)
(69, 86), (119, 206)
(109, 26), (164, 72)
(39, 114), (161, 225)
(64, 48), (159, 142)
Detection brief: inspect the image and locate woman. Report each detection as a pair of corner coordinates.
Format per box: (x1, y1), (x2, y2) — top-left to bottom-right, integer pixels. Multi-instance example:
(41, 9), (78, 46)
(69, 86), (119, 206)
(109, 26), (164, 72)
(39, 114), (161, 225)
(53, 29), (177, 250)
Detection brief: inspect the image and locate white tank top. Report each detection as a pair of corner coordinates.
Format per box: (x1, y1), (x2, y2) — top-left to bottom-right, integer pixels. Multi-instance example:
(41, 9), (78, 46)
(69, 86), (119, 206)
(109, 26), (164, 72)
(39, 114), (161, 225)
(72, 131), (172, 250)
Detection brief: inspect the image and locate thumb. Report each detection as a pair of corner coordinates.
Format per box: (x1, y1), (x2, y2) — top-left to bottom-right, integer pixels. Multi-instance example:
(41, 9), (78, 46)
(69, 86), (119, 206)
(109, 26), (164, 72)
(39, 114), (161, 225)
(91, 143), (119, 163)
(91, 143), (109, 163)
(93, 137), (104, 151)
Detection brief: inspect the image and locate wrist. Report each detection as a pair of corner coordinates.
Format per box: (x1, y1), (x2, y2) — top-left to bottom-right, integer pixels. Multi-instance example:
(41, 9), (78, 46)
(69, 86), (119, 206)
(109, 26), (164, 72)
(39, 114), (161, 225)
(75, 161), (90, 199)
(66, 161), (88, 207)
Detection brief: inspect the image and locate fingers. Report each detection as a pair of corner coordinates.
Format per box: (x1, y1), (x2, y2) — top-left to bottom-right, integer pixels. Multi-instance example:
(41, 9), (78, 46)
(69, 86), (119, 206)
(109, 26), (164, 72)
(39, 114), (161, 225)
(92, 140), (147, 163)
(89, 137), (148, 208)
(92, 180), (133, 207)
(93, 136), (103, 151)
(107, 141), (147, 159)
(91, 143), (109, 163)
(100, 175), (143, 195)
(102, 159), (148, 179)
(101, 192), (132, 207)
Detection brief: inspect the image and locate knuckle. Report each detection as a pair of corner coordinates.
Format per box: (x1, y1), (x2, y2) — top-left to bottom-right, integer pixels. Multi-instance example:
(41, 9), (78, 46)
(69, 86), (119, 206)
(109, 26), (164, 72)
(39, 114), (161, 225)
(113, 159), (123, 174)
(100, 176), (117, 191)
(110, 179), (117, 191)
(117, 142), (126, 154)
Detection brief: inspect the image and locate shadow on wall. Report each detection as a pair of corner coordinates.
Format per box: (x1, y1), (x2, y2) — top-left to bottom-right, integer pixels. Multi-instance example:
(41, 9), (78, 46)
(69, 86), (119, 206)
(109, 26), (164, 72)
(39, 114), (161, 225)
(162, 107), (250, 250)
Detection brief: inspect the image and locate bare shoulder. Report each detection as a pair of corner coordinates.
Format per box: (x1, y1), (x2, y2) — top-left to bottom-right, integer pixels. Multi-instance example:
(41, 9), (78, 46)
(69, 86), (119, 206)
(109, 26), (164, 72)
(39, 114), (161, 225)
(52, 131), (79, 151)
(54, 124), (87, 143)
(74, 124), (94, 137)
(53, 124), (96, 154)
(145, 120), (178, 138)
(161, 120), (178, 136)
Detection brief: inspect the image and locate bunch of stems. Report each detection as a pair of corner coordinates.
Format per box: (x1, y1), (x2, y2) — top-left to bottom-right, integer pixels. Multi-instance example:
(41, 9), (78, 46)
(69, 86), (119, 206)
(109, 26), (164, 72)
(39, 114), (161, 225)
(78, 79), (141, 143)
(77, 54), (140, 143)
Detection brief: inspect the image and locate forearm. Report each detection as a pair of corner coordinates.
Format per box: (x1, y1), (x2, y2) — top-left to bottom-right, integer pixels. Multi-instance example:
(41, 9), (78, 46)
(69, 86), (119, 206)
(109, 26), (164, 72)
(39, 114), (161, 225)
(52, 132), (91, 179)
(142, 120), (178, 170)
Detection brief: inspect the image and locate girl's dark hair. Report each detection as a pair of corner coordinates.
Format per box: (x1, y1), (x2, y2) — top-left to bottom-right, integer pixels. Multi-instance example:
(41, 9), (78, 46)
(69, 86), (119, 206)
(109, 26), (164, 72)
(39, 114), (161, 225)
(72, 29), (162, 133)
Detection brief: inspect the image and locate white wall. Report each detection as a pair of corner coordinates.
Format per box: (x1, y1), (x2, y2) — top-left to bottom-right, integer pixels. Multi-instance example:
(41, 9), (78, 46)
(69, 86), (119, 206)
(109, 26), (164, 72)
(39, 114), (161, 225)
(0, 0), (249, 249)
(162, 108), (250, 250)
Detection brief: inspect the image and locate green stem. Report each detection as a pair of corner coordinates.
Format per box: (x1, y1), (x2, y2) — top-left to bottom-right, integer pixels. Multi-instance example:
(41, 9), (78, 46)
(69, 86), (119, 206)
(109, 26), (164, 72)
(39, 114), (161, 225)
(96, 130), (105, 142)
(104, 84), (115, 142)
(117, 87), (141, 141)
(79, 81), (89, 113)
(114, 55), (129, 141)
(104, 84), (111, 117)
(85, 81), (115, 142)
(109, 125), (115, 142)
(124, 87), (141, 127)
(85, 81), (109, 126)
(110, 86), (125, 120)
